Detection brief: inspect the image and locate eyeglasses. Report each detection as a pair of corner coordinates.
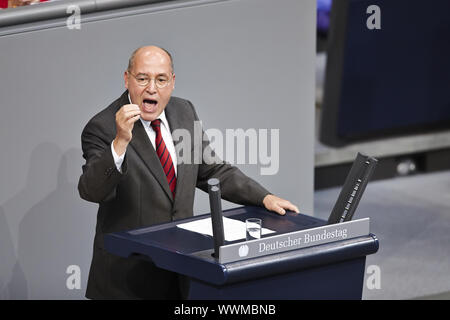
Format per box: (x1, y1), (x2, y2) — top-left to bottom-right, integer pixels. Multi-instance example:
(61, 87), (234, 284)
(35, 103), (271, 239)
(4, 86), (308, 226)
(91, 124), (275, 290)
(128, 72), (173, 89)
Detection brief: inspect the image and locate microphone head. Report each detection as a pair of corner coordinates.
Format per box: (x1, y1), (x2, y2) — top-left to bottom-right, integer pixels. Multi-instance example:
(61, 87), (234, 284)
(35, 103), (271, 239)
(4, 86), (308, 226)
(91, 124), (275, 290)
(208, 178), (220, 187)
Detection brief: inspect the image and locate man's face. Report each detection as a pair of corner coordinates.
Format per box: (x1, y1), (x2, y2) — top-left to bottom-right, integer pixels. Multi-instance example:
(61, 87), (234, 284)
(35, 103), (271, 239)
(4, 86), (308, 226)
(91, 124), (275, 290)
(124, 48), (175, 122)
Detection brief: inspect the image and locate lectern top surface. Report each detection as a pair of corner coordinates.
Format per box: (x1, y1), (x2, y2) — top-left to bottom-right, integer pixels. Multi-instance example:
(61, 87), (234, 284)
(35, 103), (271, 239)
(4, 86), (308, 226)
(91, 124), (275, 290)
(118, 206), (323, 255)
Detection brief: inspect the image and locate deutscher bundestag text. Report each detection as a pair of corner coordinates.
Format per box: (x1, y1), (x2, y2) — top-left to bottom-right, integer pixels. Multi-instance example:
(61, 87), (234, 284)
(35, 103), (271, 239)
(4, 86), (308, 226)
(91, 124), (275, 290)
(259, 228), (348, 253)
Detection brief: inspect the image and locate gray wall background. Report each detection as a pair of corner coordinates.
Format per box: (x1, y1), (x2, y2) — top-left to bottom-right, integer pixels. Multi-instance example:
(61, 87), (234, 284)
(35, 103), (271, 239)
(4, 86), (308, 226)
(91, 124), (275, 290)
(0, 0), (316, 299)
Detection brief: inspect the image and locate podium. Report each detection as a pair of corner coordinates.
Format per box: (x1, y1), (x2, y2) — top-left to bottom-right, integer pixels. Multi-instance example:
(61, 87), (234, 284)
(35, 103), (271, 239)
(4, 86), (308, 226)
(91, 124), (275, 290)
(104, 206), (379, 300)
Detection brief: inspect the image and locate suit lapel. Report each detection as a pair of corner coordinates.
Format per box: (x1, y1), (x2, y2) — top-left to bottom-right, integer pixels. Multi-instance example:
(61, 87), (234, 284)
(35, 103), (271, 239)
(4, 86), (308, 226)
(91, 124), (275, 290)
(130, 120), (174, 202)
(165, 99), (187, 204)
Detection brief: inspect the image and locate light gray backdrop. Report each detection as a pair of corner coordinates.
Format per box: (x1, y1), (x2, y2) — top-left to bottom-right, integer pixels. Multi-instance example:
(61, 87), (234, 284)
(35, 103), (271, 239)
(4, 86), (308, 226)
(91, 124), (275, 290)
(0, 0), (316, 299)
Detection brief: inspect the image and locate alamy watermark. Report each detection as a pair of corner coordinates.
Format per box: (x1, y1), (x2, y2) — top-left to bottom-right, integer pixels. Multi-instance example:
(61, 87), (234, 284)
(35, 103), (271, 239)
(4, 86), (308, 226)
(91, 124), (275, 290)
(366, 264), (381, 290)
(66, 265), (81, 290)
(366, 5), (381, 30)
(172, 121), (279, 175)
(66, 5), (81, 30)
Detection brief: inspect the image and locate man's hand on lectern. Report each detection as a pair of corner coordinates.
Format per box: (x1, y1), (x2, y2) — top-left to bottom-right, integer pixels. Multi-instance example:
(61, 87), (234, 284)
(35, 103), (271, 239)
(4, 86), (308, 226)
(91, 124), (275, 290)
(262, 194), (300, 215)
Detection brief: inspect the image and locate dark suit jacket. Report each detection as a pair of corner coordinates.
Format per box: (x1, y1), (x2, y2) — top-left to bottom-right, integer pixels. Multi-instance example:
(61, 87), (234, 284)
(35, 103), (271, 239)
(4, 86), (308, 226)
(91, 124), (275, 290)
(78, 91), (271, 299)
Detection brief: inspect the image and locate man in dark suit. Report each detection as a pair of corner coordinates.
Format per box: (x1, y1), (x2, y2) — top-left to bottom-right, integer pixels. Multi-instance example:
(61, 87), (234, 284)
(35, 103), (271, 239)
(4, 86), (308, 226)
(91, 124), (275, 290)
(78, 46), (299, 299)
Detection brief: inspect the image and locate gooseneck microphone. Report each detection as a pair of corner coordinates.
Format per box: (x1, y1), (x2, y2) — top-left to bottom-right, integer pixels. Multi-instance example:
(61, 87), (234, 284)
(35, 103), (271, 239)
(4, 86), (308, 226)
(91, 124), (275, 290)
(208, 178), (225, 259)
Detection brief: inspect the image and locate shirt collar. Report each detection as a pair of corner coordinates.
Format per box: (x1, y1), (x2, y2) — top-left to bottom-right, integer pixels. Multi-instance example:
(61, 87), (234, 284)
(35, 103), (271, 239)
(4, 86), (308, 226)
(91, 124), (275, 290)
(140, 111), (170, 131)
(127, 93), (170, 131)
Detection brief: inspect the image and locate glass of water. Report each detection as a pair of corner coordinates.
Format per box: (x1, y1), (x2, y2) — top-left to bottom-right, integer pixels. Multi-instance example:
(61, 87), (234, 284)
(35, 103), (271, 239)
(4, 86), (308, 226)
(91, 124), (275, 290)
(246, 218), (262, 241)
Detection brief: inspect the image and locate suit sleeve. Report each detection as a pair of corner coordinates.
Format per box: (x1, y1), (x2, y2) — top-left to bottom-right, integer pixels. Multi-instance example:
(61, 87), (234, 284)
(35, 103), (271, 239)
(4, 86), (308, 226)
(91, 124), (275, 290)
(188, 101), (272, 207)
(78, 117), (127, 203)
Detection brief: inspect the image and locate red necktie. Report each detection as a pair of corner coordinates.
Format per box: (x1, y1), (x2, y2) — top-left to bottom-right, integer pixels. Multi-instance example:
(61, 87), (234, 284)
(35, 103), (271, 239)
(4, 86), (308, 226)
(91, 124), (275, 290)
(151, 119), (176, 198)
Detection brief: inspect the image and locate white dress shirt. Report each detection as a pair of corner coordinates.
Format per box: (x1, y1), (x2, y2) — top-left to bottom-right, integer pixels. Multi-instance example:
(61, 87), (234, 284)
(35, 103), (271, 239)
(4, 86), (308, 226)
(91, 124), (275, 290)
(111, 97), (178, 175)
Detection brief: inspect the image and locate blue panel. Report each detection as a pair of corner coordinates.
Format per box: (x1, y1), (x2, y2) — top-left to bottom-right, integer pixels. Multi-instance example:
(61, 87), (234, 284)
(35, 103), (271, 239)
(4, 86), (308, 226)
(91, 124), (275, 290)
(188, 257), (366, 299)
(338, 0), (450, 138)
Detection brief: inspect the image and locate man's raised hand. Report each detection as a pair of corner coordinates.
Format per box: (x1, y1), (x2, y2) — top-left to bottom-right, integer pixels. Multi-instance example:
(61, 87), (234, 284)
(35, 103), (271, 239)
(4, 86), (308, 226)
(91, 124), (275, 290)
(113, 104), (141, 156)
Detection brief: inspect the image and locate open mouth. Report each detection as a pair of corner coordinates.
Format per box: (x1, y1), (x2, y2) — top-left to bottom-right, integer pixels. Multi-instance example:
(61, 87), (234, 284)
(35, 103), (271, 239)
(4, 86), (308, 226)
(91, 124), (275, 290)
(142, 99), (158, 112)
